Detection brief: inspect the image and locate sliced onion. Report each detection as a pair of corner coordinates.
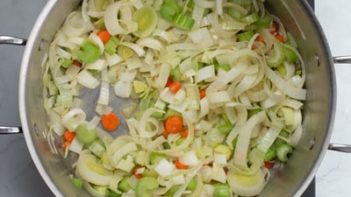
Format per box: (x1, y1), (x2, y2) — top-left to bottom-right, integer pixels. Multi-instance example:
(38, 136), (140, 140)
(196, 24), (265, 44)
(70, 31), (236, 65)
(61, 108), (86, 131)
(77, 70), (100, 89)
(97, 82), (109, 105)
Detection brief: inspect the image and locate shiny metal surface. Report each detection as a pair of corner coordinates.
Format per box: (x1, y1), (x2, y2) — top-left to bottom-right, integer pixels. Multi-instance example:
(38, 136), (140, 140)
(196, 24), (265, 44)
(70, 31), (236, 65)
(0, 36), (26, 45)
(333, 56), (351, 64)
(328, 144), (351, 153)
(17, 0), (335, 197)
(0, 127), (22, 134)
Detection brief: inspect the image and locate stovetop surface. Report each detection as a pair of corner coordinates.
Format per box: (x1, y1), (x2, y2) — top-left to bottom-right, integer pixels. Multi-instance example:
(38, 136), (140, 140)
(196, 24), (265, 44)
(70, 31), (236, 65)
(0, 0), (315, 196)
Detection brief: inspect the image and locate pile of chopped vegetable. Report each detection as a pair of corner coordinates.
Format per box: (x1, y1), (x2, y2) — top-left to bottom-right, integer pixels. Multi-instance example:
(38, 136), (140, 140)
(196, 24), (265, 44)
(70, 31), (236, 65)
(42, 0), (306, 196)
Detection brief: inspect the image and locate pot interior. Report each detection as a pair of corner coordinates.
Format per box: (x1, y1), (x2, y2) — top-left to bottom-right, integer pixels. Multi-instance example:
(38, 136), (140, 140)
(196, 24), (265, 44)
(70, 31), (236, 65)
(21, 0), (335, 196)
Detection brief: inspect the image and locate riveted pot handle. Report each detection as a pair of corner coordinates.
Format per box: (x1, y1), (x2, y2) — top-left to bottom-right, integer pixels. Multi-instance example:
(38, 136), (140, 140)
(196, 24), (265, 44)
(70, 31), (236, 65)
(0, 36), (26, 45)
(0, 35), (25, 134)
(328, 144), (351, 153)
(327, 57), (351, 152)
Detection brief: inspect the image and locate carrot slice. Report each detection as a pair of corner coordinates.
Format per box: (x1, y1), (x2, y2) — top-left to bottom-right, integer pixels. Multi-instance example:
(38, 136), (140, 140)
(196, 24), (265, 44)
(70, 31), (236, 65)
(270, 21), (279, 35)
(164, 115), (183, 133)
(168, 81), (182, 94)
(255, 35), (265, 43)
(133, 167), (144, 179)
(179, 129), (188, 138)
(175, 159), (188, 169)
(264, 161), (274, 169)
(62, 141), (71, 149)
(275, 34), (285, 43)
(101, 112), (120, 132)
(72, 60), (82, 67)
(97, 30), (111, 44)
(64, 131), (76, 143)
(199, 89), (206, 99)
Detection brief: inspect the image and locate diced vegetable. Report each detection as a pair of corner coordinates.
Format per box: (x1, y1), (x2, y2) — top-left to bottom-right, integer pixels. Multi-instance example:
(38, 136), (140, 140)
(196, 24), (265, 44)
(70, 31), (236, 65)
(76, 124), (97, 145)
(149, 152), (166, 165)
(215, 145), (232, 160)
(71, 177), (83, 189)
(136, 177), (158, 197)
(238, 31), (254, 42)
(97, 29), (111, 44)
(283, 45), (298, 63)
(276, 143), (293, 162)
(187, 177), (198, 191)
(133, 6), (158, 38)
(175, 159), (188, 169)
(76, 41), (101, 64)
(264, 147), (276, 162)
(164, 115), (183, 133)
(160, 0), (182, 22)
(118, 177), (131, 192)
(174, 14), (195, 30)
(105, 36), (119, 55)
(101, 112), (120, 132)
(60, 58), (73, 68)
(214, 183), (231, 197)
(64, 130), (76, 143)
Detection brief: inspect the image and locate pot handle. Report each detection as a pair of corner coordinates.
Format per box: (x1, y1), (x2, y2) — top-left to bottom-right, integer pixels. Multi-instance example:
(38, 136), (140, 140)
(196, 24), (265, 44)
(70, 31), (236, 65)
(327, 56), (351, 152)
(0, 36), (27, 134)
(0, 36), (27, 45)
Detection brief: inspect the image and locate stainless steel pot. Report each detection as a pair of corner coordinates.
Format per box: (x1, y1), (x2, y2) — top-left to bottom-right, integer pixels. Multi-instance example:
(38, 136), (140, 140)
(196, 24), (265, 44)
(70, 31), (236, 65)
(1, 0), (350, 196)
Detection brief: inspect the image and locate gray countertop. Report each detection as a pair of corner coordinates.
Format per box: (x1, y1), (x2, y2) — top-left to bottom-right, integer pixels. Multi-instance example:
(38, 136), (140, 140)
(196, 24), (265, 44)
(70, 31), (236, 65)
(0, 0), (53, 196)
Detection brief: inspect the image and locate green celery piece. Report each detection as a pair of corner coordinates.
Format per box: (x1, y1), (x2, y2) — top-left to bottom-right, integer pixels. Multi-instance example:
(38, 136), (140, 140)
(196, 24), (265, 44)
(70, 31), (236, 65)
(165, 186), (180, 197)
(170, 66), (182, 81)
(213, 183), (231, 197)
(143, 169), (158, 177)
(151, 111), (165, 120)
(105, 36), (119, 55)
(106, 189), (121, 197)
(283, 45), (298, 64)
(226, 7), (243, 20)
(149, 152), (166, 165)
(264, 148), (277, 162)
(238, 31), (255, 42)
(162, 142), (171, 149)
(136, 177), (158, 197)
(276, 64), (287, 77)
(118, 177), (131, 192)
(174, 14), (195, 30)
(160, 0), (182, 22)
(241, 13), (259, 25)
(60, 58), (72, 68)
(71, 178), (83, 189)
(276, 143), (293, 162)
(255, 13), (273, 29)
(248, 108), (262, 118)
(76, 41), (100, 64)
(217, 123), (233, 135)
(186, 177), (197, 191)
(76, 124), (97, 145)
(232, 137), (238, 149)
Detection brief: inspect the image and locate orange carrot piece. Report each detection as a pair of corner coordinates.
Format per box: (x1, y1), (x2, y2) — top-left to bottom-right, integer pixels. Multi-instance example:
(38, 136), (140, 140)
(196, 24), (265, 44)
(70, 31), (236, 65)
(270, 21), (279, 35)
(101, 112), (120, 132)
(133, 167), (144, 179)
(97, 30), (111, 44)
(168, 81), (182, 94)
(164, 115), (183, 133)
(62, 141), (71, 149)
(179, 129), (189, 138)
(64, 131), (76, 143)
(275, 34), (285, 43)
(264, 161), (274, 169)
(255, 35), (265, 43)
(72, 60), (82, 67)
(175, 160), (188, 169)
(199, 89), (206, 99)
